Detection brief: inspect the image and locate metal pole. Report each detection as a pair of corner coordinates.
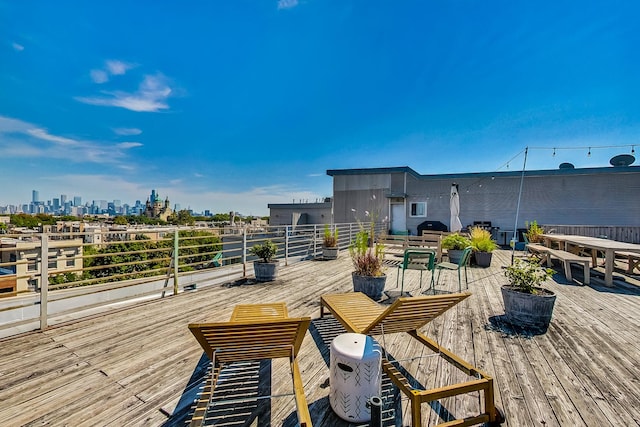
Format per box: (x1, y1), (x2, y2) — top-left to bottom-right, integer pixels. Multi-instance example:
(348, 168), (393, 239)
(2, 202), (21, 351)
(242, 227), (247, 278)
(173, 228), (179, 295)
(511, 147), (529, 264)
(39, 232), (49, 331)
(285, 226), (290, 266)
(367, 396), (382, 427)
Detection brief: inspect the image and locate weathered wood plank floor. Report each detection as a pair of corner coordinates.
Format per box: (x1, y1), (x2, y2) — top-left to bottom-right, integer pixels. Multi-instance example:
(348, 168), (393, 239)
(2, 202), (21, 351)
(1, 250), (639, 426)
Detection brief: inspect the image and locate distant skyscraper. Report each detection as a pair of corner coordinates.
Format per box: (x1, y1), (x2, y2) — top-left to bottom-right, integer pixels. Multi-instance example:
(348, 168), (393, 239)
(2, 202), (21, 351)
(32, 190), (39, 203)
(73, 196), (82, 206)
(174, 203), (181, 212)
(60, 194), (67, 205)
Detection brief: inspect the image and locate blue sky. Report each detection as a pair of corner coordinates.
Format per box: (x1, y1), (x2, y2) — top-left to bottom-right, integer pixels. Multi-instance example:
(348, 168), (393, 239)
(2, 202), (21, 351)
(1, 1), (638, 215)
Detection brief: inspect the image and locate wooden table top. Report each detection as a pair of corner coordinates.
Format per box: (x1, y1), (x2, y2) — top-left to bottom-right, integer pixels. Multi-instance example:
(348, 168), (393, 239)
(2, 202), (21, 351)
(230, 302), (288, 321)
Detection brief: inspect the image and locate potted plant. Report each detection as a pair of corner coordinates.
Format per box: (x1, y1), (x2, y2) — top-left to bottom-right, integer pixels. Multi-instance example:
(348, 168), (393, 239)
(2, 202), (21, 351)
(502, 257), (555, 330)
(249, 239), (279, 282)
(442, 233), (472, 264)
(322, 224), (339, 260)
(525, 220), (544, 243)
(349, 228), (386, 300)
(469, 226), (498, 267)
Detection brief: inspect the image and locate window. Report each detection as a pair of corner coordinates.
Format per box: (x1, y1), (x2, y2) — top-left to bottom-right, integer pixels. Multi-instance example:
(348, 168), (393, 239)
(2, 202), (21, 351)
(66, 255), (75, 267)
(27, 258), (37, 272)
(410, 202), (427, 217)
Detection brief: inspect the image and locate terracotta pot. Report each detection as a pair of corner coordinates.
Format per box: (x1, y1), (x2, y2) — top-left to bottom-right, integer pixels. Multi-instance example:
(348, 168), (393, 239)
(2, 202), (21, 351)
(501, 285), (556, 331)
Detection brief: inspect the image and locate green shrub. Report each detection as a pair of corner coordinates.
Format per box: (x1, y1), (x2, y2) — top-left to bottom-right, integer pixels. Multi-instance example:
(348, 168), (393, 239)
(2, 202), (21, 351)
(504, 258), (554, 294)
(249, 240), (278, 263)
(442, 233), (472, 250)
(470, 226), (498, 252)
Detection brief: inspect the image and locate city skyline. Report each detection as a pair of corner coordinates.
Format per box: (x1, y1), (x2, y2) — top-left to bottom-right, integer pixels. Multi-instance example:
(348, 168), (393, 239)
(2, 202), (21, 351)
(1, 1), (638, 215)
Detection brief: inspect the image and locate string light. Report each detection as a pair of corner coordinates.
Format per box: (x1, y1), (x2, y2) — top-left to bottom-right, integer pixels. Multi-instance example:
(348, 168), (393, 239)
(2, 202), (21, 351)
(588, 147), (591, 157)
(632, 146), (636, 155)
(552, 148), (556, 157)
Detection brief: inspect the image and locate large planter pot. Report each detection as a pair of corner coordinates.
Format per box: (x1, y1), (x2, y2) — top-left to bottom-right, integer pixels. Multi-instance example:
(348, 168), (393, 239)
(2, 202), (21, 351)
(447, 249), (464, 264)
(501, 285), (557, 330)
(352, 273), (386, 301)
(253, 262), (278, 282)
(322, 246), (339, 260)
(475, 251), (493, 267)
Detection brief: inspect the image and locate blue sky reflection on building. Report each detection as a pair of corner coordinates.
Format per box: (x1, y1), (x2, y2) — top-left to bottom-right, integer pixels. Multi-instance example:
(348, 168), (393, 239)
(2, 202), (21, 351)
(0, 1), (638, 215)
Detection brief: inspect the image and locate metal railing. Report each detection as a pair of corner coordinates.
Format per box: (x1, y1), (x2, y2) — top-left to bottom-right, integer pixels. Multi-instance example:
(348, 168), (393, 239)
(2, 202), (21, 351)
(0, 222), (380, 339)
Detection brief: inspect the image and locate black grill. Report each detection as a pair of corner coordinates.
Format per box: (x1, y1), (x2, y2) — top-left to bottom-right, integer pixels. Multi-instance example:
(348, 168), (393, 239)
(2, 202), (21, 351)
(417, 220), (448, 234)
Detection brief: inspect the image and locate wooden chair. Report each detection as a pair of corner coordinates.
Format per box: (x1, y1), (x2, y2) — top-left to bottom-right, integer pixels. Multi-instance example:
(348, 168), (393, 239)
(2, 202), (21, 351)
(320, 292), (504, 427)
(188, 304), (312, 427)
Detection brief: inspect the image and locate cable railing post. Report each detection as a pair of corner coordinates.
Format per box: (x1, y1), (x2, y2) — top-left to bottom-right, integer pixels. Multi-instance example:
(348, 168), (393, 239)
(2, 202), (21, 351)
(40, 232), (49, 331)
(173, 228), (179, 295)
(242, 227), (247, 278)
(313, 224), (318, 257)
(285, 226), (290, 266)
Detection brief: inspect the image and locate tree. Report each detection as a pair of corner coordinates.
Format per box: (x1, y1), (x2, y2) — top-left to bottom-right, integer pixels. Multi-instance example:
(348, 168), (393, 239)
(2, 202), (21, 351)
(113, 216), (129, 225)
(168, 210), (195, 226)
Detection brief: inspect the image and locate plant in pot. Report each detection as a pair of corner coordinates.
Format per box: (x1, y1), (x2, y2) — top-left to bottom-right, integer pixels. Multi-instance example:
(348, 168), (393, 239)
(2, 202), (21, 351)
(322, 224), (339, 260)
(470, 226), (498, 267)
(442, 233), (472, 264)
(502, 257), (555, 331)
(349, 228), (386, 301)
(525, 220), (544, 243)
(249, 239), (279, 282)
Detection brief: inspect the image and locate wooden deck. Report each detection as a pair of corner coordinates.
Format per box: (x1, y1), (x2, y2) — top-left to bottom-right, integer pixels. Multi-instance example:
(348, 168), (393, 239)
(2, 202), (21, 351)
(1, 250), (639, 426)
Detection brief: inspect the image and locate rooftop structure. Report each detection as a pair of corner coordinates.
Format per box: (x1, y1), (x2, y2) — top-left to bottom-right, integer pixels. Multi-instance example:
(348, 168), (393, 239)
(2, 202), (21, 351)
(328, 164), (640, 236)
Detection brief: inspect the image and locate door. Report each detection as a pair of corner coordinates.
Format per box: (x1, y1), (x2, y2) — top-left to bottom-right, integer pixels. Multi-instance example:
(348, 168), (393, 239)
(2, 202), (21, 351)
(390, 204), (406, 234)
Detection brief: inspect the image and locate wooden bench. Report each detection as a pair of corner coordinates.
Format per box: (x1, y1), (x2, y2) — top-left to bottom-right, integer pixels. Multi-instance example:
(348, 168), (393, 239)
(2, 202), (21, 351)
(616, 251), (640, 274)
(527, 244), (591, 285)
(378, 233), (443, 262)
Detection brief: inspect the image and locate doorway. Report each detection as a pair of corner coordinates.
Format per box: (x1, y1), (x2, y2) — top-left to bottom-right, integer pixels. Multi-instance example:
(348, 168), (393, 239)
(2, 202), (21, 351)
(390, 204), (406, 234)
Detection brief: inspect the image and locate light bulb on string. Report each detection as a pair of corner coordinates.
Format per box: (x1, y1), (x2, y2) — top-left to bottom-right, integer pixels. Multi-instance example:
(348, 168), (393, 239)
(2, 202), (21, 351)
(552, 148), (556, 157)
(632, 146), (636, 155)
(587, 147), (591, 157)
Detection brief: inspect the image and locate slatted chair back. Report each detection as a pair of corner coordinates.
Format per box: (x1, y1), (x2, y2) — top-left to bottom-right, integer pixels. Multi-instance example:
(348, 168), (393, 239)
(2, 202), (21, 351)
(364, 293), (470, 335)
(189, 317), (311, 364)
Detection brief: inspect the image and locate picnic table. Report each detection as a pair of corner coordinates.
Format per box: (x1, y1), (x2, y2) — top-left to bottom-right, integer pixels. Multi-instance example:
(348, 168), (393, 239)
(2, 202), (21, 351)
(541, 234), (640, 287)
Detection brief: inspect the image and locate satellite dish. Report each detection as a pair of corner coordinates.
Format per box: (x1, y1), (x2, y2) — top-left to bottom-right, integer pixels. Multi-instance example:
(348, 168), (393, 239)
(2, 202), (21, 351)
(559, 162), (574, 169)
(609, 154), (635, 167)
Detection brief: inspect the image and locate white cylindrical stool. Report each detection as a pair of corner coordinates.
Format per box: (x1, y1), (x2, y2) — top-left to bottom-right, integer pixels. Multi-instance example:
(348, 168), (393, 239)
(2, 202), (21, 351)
(329, 333), (382, 422)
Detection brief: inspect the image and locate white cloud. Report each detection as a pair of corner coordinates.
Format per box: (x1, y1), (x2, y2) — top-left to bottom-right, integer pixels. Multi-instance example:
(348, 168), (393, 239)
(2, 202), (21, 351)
(90, 69), (109, 84)
(106, 60), (132, 75)
(12, 42), (24, 51)
(113, 127), (142, 136)
(27, 128), (78, 145)
(76, 74), (172, 112)
(116, 142), (143, 149)
(89, 59), (134, 84)
(0, 115), (139, 165)
(278, 0), (299, 9)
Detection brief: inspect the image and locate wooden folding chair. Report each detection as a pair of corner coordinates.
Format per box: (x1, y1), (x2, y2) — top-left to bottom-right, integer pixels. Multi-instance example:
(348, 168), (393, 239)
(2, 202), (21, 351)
(188, 303), (312, 426)
(320, 292), (504, 427)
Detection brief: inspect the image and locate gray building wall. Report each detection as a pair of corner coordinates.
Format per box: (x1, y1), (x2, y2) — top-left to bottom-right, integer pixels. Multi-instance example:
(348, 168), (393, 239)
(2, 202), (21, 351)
(268, 201), (333, 226)
(328, 166), (640, 235)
